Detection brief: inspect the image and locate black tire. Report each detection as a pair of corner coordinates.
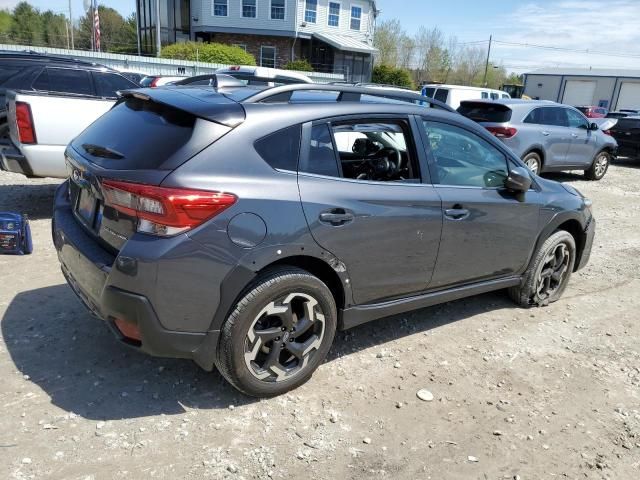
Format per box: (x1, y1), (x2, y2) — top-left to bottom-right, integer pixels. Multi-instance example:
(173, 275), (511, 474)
(584, 151), (610, 180)
(509, 230), (576, 308)
(215, 267), (337, 397)
(522, 151), (542, 175)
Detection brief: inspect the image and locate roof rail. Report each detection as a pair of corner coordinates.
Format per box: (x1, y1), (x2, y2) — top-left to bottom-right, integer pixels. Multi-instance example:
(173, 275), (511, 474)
(241, 84), (455, 112)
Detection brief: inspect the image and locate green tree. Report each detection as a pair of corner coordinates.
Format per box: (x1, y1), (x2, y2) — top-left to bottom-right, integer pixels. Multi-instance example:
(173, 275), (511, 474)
(371, 64), (415, 89)
(161, 42), (256, 65)
(10, 2), (43, 46)
(41, 10), (69, 48)
(76, 5), (137, 52)
(0, 10), (13, 41)
(284, 58), (313, 72)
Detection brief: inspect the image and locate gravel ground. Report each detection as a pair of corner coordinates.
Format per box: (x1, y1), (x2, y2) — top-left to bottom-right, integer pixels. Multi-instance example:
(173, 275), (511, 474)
(0, 160), (639, 480)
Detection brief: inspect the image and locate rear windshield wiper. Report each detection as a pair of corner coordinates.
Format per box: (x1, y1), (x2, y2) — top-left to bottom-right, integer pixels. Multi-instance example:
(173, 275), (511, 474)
(82, 143), (124, 160)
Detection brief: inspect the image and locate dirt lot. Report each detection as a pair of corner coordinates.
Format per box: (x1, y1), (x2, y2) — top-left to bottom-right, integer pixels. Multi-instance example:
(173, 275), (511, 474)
(1, 161), (639, 480)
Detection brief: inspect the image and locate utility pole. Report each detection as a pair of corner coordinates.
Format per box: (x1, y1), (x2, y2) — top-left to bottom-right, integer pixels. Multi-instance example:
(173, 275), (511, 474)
(156, 0), (162, 57)
(483, 34), (492, 87)
(68, 0), (74, 49)
(135, 10), (141, 56)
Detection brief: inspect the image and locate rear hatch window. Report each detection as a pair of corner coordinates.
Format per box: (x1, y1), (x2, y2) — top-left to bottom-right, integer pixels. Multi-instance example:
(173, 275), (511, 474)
(71, 96), (225, 170)
(612, 118), (640, 131)
(458, 102), (513, 123)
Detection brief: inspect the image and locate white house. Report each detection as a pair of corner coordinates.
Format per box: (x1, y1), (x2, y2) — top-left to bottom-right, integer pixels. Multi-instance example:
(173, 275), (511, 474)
(137, 0), (379, 82)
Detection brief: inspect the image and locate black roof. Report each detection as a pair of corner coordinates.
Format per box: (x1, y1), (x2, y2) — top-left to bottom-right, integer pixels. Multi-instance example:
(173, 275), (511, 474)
(0, 50), (109, 70)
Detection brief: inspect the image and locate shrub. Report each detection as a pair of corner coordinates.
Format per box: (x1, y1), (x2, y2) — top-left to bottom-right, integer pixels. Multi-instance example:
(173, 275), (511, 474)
(161, 42), (256, 66)
(371, 64), (415, 89)
(283, 58), (314, 72)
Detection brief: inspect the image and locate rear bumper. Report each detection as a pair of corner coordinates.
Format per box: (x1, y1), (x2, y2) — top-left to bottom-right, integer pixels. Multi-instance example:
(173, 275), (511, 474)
(18, 144), (68, 178)
(576, 216), (595, 271)
(52, 182), (220, 369)
(0, 139), (33, 176)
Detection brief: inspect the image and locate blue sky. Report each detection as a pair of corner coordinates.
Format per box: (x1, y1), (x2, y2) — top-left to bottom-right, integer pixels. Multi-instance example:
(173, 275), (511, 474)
(2, 0), (640, 73)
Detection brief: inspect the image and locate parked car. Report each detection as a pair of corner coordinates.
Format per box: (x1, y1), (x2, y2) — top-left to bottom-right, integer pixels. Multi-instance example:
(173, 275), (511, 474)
(458, 99), (617, 180)
(140, 75), (186, 87)
(215, 65), (313, 86)
(168, 73), (247, 87)
(607, 111), (631, 119)
(422, 84), (510, 110)
(53, 84), (595, 397)
(118, 71), (147, 85)
(575, 106), (608, 118)
(608, 116), (640, 158)
(0, 59), (139, 178)
(0, 51), (136, 141)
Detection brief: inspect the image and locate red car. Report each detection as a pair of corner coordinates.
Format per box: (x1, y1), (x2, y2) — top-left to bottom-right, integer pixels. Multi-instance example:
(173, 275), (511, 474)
(575, 106), (608, 118)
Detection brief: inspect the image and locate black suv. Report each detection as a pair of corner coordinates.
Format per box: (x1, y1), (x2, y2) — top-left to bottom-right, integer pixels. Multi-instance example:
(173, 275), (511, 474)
(609, 116), (640, 159)
(52, 83), (595, 397)
(0, 51), (137, 138)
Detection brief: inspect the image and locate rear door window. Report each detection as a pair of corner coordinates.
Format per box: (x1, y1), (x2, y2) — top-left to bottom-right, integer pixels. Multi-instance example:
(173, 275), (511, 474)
(458, 102), (513, 123)
(524, 107), (568, 127)
(434, 89), (449, 103)
(93, 72), (137, 98)
(301, 124), (340, 177)
(34, 68), (93, 96)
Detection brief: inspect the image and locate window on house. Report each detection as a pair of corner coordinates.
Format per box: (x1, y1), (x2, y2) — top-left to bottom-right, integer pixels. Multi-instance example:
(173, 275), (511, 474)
(260, 46), (276, 68)
(271, 0), (285, 19)
(242, 0), (257, 18)
(304, 0), (317, 23)
(328, 2), (340, 27)
(350, 5), (362, 30)
(213, 0), (228, 16)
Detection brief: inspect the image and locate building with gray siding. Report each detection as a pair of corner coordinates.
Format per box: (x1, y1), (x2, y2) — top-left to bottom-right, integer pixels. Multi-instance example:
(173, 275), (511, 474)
(523, 68), (640, 111)
(137, 0), (378, 82)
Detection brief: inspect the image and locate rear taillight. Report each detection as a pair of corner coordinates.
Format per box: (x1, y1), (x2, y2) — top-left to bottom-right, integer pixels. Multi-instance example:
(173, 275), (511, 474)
(15, 102), (36, 144)
(102, 180), (236, 237)
(150, 77), (160, 87)
(485, 126), (518, 139)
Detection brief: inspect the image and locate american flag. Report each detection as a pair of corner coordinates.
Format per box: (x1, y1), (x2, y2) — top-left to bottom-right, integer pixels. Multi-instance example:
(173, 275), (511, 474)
(93, 3), (101, 51)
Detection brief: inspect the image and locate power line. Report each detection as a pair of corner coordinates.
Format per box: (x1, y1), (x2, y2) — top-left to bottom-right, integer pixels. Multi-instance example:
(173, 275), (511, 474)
(492, 39), (640, 60)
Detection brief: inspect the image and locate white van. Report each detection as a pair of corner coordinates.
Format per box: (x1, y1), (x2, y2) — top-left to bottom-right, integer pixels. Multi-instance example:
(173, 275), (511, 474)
(421, 84), (511, 110)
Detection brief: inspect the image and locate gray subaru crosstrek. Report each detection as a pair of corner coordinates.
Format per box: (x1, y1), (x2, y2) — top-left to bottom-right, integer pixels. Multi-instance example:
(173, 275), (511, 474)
(52, 83), (595, 397)
(458, 99), (618, 180)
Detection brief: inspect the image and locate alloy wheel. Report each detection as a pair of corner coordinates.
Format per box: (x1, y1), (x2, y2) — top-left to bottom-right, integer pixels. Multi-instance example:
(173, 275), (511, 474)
(244, 293), (326, 382)
(534, 243), (570, 302)
(525, 157), (540, 175)
(594, 154), (609, 178)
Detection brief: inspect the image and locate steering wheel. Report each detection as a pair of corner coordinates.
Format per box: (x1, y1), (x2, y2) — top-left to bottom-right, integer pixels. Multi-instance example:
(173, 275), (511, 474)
(375, 147), (403, 176)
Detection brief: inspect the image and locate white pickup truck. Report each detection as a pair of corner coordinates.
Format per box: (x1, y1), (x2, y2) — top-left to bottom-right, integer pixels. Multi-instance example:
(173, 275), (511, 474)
(2, 90), (116, 178)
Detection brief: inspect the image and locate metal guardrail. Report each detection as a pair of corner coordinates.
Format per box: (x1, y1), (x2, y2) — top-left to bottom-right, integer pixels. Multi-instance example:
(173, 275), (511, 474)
(0, 43), (346, 83)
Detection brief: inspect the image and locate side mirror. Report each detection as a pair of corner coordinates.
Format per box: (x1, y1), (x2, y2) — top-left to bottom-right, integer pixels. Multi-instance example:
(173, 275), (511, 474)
(589, 122), (599, 131)
(505, 166), (532, 192)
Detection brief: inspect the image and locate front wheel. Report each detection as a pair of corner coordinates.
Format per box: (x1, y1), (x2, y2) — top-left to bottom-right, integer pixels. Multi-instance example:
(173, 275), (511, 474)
(215, 267), (337, 397)
(509, 230), (576, 307)
(585, 151), (610, 180)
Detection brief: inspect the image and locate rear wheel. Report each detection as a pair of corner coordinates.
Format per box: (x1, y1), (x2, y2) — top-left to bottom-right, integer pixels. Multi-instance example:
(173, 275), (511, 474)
(509, 230), (576, 307)
(522, 152), (542, 175)
(215, 267), (337, 397)
(585, 151), (610, 180)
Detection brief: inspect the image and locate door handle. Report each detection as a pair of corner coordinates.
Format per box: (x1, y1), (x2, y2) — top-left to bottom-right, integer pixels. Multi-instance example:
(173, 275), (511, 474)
(319, 209), (354, 226)
(541, 131), (550, 136)
(444, 206), (470, 221)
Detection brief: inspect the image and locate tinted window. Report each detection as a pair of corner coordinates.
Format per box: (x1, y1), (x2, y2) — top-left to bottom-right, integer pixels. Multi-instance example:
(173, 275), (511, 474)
(0, 67), (22, 85)
(255, 125), (301, 171)
(302, 124), (340, 177)
(481, 92), (489, 99)
(614, 118), (640, 131)
(566, 109), (589, 129)
(524, 107), (567, 127)
(72, 97), (197, 169)
(423, 87), (436, 98)
(93, 72), (136, 98)
(35, 68), (93, 96)
(434, 89), (448, 103)
(458, 102), (513, 123)
(422, 121), (508, 188)
(490, 92), (499, 100)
